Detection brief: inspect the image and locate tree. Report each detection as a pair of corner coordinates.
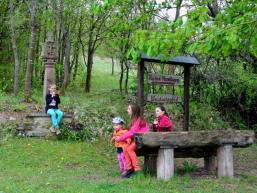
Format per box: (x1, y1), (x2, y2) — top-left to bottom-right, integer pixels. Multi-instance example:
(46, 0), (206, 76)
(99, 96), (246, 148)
(9, 0), (21, 95)
(109, 0), (157, 93)
(79, 0), (118, 93)
(24, 0), (38, 100)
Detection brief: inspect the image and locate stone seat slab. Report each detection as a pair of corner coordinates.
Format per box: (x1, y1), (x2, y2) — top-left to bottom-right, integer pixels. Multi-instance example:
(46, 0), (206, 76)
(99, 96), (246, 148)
(17, 112), (73, 137)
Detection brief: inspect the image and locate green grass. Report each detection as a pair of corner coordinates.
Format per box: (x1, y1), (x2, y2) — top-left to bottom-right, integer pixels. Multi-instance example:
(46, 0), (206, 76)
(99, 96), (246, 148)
(0, 138), (257, 193)
(1, 56), (257, 192)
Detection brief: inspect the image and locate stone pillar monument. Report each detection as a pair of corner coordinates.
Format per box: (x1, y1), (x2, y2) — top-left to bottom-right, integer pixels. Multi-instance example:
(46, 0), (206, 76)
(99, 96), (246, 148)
(42, 32), (58, 100)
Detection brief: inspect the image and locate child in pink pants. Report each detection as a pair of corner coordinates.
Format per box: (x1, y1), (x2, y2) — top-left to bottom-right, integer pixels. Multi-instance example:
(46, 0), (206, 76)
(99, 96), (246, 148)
(110, 117), (131, 175)
(116, 104), (149, 178)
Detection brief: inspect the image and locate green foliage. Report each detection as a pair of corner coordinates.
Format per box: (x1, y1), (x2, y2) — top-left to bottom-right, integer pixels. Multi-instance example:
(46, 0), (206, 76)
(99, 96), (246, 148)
(182, 160), (197, 173)
(0, 94), (28, 112)
(191, 57), (257, 129)
(0, 123), (16, 141)
(59, 123), (94, 141)
(190, 101), (230, 130)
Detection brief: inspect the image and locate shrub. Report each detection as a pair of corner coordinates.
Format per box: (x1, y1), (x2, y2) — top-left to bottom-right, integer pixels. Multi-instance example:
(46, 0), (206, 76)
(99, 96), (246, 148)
(182, 160), (197, 173)
(0, 123), (16, 141)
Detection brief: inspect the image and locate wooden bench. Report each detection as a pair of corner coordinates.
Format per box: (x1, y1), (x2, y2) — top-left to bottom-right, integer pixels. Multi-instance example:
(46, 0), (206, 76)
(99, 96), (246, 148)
(17, 113), (73, 137)
(134, 130), (255, 180)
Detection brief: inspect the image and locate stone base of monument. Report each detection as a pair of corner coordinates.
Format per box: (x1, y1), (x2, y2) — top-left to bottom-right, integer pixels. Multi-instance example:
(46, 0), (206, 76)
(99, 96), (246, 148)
(17, 113), (73, 138)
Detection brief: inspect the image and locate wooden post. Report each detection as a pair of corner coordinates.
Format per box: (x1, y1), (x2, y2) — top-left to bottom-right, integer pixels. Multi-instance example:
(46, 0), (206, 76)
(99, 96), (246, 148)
(42, 32), (58, 100)
(183, 65), (190, 131)
(144, 154), (157, 174)
(217, 145), (234, 177)
(138, 60), (145, 113)
(204, 155), (217, 171)
(157, 146), (174, 180)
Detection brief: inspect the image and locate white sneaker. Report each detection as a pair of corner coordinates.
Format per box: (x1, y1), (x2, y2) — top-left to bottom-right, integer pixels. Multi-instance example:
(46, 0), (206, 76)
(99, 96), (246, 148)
(56, 129), (61, 135)
(49, 126), (56, 133)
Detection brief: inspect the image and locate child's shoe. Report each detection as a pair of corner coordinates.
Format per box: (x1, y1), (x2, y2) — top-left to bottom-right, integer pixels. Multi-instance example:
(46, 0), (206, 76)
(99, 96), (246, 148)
(122, 169), (134, 178)
(56, 129), (61, 135)
(49, 126), (56, 133)
(122, 171), (126, 176)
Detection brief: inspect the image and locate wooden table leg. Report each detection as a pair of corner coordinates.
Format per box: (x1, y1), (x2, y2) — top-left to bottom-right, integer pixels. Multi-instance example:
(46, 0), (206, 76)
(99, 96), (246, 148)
(144, 154), (157, 174)
(157, 146), (174, 180)
(204, 154), (217, 171)
(217, 145), (234, 177)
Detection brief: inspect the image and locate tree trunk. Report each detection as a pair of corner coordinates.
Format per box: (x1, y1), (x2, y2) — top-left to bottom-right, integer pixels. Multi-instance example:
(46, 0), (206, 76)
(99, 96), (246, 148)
(9, 0), (20, 96)
(62, 28), (71, 91)
(111, 57), (114, 75)
(72, 54), (79, 81)
(85, 50), (94, 93)
(124, 60), (129, 94)
(119, 58), (124, 93)
(85, 26), (94, 93)
(25, 0), (37, 100)
(207, 0), (219, 18)
(34, 25), (41, 78)
(174, 0), (183, 21)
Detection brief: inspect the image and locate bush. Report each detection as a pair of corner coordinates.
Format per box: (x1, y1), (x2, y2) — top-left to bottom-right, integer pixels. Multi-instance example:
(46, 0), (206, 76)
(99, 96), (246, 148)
(0, 123), (17, 141)
(182, 160), (197, 173)
(189, 101), (230, 130)
(60, 123), (94, 141)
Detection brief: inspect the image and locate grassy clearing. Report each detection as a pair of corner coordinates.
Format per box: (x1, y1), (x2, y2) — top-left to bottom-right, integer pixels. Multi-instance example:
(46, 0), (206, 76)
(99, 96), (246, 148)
(0, 139), (257, 193)
(0, 57), (257, 192)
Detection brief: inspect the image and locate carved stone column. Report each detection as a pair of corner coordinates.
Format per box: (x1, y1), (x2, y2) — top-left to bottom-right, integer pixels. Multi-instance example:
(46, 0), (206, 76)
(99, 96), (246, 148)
(42, 32), (58, 100)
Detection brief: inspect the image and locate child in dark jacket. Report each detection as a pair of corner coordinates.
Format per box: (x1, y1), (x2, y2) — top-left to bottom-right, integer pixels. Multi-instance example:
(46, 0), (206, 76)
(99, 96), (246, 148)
(153, 106), (173, 132)
(45, 84), (63, 135)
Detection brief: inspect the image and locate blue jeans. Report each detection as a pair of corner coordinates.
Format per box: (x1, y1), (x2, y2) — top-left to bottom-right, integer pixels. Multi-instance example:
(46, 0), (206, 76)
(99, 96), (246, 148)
(47, 109), (64, 129)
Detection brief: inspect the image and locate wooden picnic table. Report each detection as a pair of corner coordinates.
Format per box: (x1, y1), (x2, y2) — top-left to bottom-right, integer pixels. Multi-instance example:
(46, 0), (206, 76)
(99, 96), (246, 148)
(135, 130), (255, 180)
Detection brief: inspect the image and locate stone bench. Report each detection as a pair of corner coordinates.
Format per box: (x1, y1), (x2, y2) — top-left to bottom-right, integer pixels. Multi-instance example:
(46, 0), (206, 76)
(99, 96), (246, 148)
(17, 113), (73, 137)
(134, 130), (255, 180)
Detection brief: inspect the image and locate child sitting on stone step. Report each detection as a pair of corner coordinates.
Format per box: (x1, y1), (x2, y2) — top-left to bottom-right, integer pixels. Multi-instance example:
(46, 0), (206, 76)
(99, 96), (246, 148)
(45, 84), (64, 135)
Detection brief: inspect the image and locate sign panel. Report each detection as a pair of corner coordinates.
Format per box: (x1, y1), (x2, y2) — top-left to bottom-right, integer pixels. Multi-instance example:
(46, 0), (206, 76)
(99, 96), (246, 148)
(148, 74), (180, 85)
(147, 94), (181, 103)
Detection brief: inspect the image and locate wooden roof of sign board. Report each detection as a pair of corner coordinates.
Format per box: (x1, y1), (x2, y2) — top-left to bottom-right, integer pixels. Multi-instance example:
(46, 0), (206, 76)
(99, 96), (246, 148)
(141, 53), (200, 66)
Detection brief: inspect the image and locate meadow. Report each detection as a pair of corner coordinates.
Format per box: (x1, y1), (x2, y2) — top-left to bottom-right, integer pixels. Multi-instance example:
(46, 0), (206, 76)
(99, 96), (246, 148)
(0, 57), (256, 193)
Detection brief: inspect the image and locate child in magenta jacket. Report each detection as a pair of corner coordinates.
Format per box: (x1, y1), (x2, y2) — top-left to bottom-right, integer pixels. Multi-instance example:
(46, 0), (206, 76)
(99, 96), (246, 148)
(115, 103), (149, 178)
(153, 106), (173, 132)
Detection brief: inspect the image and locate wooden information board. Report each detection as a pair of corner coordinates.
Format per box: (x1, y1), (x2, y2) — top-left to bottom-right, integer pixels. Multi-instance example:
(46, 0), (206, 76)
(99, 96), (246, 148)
(148, 74), (180, 85)
(147, 94), (181, 103)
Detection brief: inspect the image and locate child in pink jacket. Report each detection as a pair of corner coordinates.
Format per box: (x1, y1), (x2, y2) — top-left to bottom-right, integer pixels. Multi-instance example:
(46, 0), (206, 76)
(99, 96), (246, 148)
(153, 106), (173, 132)
(115, 103), (149, 178)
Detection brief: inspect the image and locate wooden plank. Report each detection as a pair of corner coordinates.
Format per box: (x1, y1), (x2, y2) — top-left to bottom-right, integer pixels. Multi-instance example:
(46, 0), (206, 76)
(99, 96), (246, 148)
(157, 147), (174, 180)
(183, 65), (190, 131)
(141, 53), (200, 65)
(135, 130), (255, 148)
(147, 94), (181, 103)
(217, 145), (234, 177)
(138, 60), (145, 113)
(148, 74), (180, 85)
